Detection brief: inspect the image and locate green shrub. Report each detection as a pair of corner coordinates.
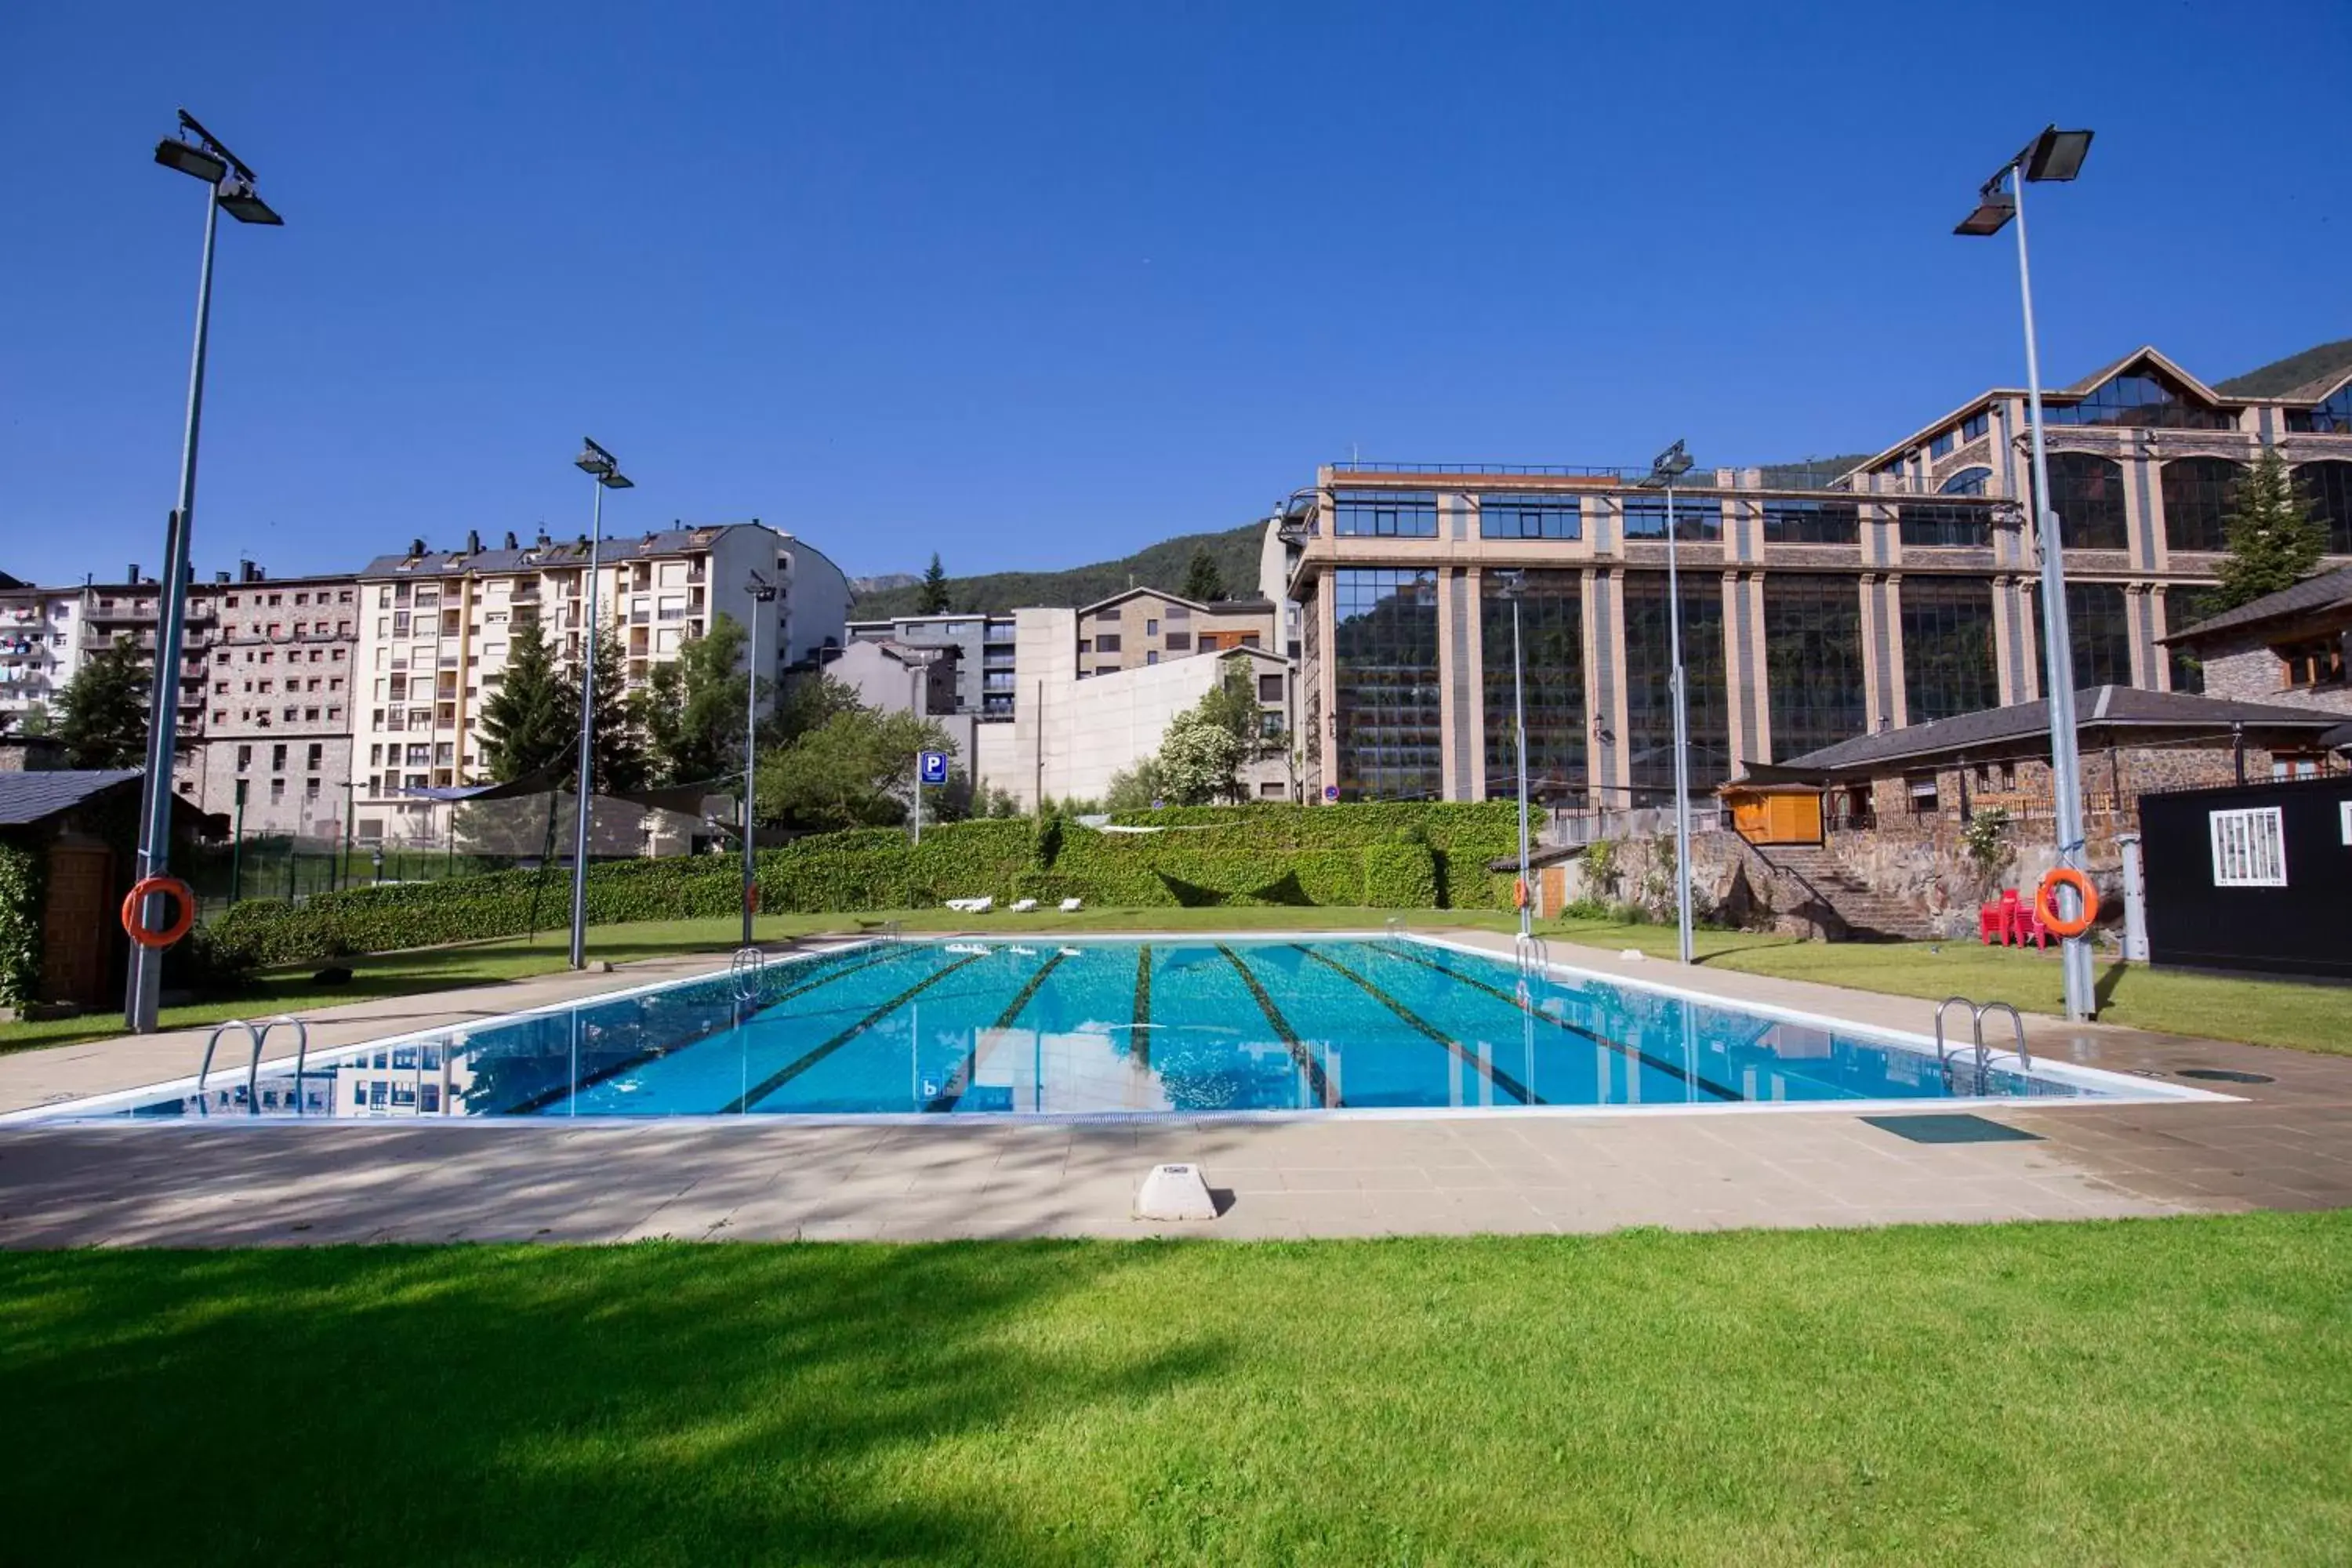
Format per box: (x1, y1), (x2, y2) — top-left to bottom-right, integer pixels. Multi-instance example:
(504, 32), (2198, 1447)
(0, 839), (44, 1008)
(1362, 838), (1439, 907)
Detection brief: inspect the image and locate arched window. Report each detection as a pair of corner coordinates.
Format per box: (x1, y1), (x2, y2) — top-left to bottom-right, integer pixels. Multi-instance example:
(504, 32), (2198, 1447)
(2160, 457), (2243, 553)
(2042, 452), (2129, 550)
(2297, 460), (2352, 555)
(1939, 466), (1993, 496)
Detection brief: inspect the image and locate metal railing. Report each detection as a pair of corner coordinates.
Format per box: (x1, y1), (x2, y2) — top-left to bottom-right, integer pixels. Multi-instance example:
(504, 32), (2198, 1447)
(1934, 995), (2031, 1094)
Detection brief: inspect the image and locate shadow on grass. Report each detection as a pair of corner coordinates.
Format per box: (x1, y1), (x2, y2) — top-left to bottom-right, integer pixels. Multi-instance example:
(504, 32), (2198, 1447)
(0, 1242), (1221, 1565)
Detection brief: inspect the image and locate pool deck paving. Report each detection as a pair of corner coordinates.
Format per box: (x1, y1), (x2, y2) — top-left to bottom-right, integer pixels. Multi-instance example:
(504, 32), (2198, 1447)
(3, 928), (2348, 1247)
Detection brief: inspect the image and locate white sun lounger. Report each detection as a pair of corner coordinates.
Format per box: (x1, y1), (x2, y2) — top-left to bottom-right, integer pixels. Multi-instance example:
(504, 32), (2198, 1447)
(944, 895), (994, 914)
(1058, 897), (1083, 913)
(1008, 898), (1039, 913)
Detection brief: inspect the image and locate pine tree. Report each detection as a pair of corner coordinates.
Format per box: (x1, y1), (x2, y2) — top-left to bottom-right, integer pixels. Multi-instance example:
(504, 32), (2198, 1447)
(917, 552), (953, 614)
(637, 612), (754, 786)
(2214, 448), (2327, 609)
(562, 617), (651, 795)
(1181, 547), (1227, 604)
(476, 616), (574, 782)
(54, 633), (151, 768)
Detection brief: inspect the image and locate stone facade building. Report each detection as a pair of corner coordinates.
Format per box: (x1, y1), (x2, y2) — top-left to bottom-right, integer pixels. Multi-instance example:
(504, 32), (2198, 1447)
(2162, 565), (2352, 734)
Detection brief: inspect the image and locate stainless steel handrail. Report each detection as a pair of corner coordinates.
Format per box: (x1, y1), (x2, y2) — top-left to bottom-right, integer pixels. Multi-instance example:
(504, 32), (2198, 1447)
(256, 1015), (311, 1113)
(1974, 1000), (2031, 1073)
(195, 1018), (263, 1112)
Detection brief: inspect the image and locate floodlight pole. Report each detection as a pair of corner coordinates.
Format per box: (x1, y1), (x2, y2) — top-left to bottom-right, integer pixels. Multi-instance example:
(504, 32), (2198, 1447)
(124, 188), (219, 1031)
(568, 474), (608, 969)
(1497, 572), (1532, 942)
(1664, 481), (1693, 967)
(741, 573), (777, 946)
(2009, 174), (2096, 1021)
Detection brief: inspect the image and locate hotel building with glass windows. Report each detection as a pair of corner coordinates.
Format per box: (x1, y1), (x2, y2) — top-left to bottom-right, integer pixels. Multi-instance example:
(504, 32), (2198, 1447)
(1277, 347), (2352, 806)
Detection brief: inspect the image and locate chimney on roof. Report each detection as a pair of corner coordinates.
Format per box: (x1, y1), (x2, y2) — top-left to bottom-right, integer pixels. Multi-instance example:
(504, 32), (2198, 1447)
(213, 570), (230, 583)
(240, 560), (260, 583)
(409, 538), (426, 557)
(503, 531), (517, 550)
(128, 563), (140, 583)
(537, 530), (550, 548)
(466, 529), (481, 554)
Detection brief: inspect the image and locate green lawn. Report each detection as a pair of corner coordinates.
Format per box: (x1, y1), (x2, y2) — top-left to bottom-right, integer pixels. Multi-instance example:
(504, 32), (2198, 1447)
(8, 903), (2345, 1056)
(1544, 918), (2351, 1055)
(3, 1217), (2347, 1564)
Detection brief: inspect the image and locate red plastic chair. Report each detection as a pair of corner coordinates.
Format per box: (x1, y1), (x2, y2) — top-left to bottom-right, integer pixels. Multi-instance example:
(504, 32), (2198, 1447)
(1998, 888), (2024, 947)
(2013, 904), (2049, 950)
(1978, 901), (2008, 945)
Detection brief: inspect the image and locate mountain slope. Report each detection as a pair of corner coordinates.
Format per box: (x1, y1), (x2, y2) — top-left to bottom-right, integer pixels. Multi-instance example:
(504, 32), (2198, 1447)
(851, 521), (1269, 618)
(2216, 338), (2352, 399)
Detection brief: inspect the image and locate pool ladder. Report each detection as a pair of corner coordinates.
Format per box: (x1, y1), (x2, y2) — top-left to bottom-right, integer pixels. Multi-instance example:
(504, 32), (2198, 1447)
(1934, 996), (2031, 1094)
(1514, 932), (1552, 980)
(729, 946), (767, 1003)
(194, 1014), (313, 1116)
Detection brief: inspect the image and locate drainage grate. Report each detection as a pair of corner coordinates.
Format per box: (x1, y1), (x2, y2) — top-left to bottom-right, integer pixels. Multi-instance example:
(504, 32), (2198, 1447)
(2176, 1068), (2275, 1084)
(1860, 1113), (2043, 1145)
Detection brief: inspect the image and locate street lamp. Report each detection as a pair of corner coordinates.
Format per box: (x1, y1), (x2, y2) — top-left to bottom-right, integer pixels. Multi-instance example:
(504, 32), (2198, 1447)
(568, 437), (633, 970)
(1955, 124), (2098, 1022)
(1636, 439), (1697, 967)
(741, 569), (779, 946)
(1493, 570), (1535, 942)
(125, 110), (283, 1033)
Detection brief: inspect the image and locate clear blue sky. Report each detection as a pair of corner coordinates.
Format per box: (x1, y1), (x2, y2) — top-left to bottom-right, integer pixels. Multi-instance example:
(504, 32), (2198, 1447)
(3, 1), (2345, 588)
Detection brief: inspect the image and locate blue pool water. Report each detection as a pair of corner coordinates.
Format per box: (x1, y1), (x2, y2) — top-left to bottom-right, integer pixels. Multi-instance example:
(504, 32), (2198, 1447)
(96, 937), (2100, 1120)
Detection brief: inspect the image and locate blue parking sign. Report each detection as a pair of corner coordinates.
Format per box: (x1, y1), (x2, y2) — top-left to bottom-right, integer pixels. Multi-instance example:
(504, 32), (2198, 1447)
(919, 750), (949, 786)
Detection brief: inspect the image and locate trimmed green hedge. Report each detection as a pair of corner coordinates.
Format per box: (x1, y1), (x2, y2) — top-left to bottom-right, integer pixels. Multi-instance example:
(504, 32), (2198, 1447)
(208, 804), (1524, 964)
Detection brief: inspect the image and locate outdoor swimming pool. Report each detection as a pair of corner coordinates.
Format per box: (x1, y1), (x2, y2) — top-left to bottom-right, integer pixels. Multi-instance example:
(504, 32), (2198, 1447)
(29, 935), (2161, 1123)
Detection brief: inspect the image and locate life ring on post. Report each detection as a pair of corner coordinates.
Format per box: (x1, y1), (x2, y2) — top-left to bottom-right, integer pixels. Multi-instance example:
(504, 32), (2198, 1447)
(1513, 877), (1531, 911)
(121, 876), (196, 949)
(2034, 867), (2100, 940)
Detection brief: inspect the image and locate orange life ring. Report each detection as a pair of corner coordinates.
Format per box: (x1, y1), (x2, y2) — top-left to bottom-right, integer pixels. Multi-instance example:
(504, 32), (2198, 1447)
(1513, 877), (1530, 911)
(2034, 867), (2100, 940)
(121, 876), (196, 949)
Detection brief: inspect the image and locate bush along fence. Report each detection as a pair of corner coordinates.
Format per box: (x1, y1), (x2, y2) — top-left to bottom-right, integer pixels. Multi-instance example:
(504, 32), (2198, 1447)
(209, 803), (1526, 965)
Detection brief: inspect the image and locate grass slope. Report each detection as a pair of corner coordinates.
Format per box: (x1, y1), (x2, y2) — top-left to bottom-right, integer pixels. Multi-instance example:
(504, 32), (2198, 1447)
(2213, 336), (2352, 398)
(851, 520), (1268, 617)
(3, 1217), (2347, 1564)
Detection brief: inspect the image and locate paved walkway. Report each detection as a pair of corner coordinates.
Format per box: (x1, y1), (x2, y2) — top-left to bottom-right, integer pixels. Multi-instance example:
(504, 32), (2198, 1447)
(4, 931), (2348, 1247)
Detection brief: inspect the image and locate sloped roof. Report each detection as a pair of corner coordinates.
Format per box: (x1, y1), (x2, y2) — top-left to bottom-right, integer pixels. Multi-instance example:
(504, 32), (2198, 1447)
(1766, 687), (2343, 776)
(0, 768), (143, 826)
(358, 524), (766, 580)
(2214, 338), (2352, 401)
(2053, 345), (2226, 404)
(2165, 567), (2352, 645)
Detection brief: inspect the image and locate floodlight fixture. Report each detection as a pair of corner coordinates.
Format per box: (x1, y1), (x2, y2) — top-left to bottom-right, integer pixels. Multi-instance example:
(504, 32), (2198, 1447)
(216, 178), (283, 227)
(575, 437), (619, 477)
(1640, 439), (1695, 488)
(2023, 126), (2093, 183)
(154, 138), (228, 183)
(1955, 188), (2016, 236)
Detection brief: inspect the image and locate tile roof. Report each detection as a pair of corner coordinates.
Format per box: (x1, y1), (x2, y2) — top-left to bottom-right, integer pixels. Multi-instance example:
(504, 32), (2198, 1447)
(356, 525), (760, 580)
(2165, 567), (2352, 644)
(0, 768), (144, 827)
(1769, 687), (2345, 775)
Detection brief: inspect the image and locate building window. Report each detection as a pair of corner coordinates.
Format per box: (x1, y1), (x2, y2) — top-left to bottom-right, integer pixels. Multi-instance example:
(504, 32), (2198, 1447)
(1258, 673), (1284, 702)
(1938, 466), (1993, 498)
(1757, 499), (1860, 546)
(1905, 774), (1940, 815)
(270, 743), (287, 771)
(1929, 430), (1956, 459)
(235, 745), (251, 771)
(1763, 575), (1867, 760)
(1898, 503), (1994, 549)
(1621, 495), (1721, 541)
(1961, 411), (1990, 442)
(1481, 570), (1584, 803)
(1331, 568), (1439, 801)
(1095, 634), (1122, 654)
(268, 779), (285, 804)
(2209, 807), (2286, 886)
(2042, 452), (2129, 550)
(1333, 490), (1439, 539)
(2044, 370), (2234, 430)
(1145, 650), (1158, 666)
(1258, 780), (1287, 798)
(2160, 457), (2243, 553)
(1145, 619), (1159, 636)
(1165, 631), (1192, 652)
(2163, 586), (2224, 692)
(2032, 582), (2134, 691)
(1900, 578), (1999, 722)
(2295, 461), (2352, 555)
(2278, 636), (2346, 690)
(1478, 495), (1581, 541)
(2286, 384), (2352, 434)
(1624, 574), (1730, 801)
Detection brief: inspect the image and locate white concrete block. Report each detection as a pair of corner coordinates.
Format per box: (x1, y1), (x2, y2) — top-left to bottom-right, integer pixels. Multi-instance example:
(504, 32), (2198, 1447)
(1133, 1163), (1218, 1222)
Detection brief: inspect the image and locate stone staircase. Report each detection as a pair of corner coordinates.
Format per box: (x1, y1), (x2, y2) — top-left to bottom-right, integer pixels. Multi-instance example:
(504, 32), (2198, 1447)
(1748, 843), (1938, 942)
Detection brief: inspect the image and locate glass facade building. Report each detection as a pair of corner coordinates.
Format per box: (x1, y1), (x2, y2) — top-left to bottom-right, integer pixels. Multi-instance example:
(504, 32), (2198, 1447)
(1283, 348), (2352, 804)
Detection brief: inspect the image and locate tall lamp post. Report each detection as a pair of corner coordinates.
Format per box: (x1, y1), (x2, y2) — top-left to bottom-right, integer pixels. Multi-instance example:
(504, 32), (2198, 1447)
(1637, 440), (1697, 966)
(568, 438), (633, 970)
(126, 111), (284, 1033)
(740, 570), (778, 946)
(1494, 570), (1534, 942)
(1956, 124), (2097, 1022)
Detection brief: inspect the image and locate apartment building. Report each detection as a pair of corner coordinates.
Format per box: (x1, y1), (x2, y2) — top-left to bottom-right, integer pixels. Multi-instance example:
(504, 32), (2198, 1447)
(351, 523), (849, 842)
(844, 612), (1019, 717)
(1280, 346), (2352, 806)
(1070, 589), (1279, 677)
(176, 564), (361, 837)
(0, 579), (85, 728)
